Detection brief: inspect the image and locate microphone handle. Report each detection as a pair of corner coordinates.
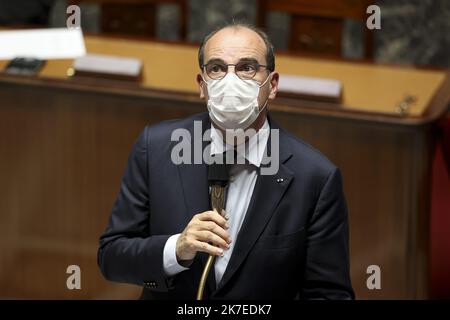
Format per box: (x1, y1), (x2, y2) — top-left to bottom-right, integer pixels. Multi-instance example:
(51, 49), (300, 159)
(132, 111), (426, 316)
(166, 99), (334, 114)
(196, 184), (226, 300)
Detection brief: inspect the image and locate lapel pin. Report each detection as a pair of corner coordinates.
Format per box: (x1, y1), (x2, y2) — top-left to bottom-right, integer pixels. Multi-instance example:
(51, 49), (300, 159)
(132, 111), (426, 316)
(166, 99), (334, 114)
(276, 178), (284, 183)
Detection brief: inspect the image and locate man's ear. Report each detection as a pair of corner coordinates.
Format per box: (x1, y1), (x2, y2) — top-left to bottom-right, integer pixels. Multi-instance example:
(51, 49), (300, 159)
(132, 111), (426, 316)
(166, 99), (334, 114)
(197, 74), (206, 99)
(268, 72), (279, 100)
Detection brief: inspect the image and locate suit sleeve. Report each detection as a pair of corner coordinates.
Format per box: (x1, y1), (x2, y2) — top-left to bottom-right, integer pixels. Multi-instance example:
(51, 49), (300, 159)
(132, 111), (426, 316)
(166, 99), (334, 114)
(97, 126), (173, 292)
(301, 167), (355, 299)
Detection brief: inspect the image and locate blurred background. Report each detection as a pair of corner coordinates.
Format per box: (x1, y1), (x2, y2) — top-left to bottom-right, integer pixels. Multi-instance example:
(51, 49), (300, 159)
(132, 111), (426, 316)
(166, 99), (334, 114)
(1, 0), (450, 66)
(0, 0), (449, 300)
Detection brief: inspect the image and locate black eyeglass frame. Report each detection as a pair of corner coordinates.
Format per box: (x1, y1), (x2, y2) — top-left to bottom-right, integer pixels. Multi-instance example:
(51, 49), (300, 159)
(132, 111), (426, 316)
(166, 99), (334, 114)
(202, 61), (269, 81)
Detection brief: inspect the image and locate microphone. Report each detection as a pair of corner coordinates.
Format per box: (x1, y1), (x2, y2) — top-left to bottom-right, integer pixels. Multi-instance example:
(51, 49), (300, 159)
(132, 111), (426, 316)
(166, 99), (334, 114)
(196, 154), (230, 300)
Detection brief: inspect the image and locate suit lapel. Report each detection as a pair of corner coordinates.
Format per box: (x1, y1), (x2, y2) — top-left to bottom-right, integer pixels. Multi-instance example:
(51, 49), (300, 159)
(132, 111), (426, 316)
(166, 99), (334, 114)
(213, 118), (294, 295)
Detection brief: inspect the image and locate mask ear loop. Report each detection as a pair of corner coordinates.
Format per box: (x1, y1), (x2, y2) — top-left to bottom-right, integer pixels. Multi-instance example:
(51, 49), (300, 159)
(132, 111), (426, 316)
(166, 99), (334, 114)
(258, 72), (272, 88)
(260, 97), (269, 112)
(200, 74), (208, 86)
(257, 72), (273, 113)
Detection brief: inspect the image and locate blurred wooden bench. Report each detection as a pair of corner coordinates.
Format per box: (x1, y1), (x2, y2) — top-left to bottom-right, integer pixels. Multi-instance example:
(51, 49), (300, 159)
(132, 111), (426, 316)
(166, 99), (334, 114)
(69, 0), (187, 39)
(257, 0), (373, 59)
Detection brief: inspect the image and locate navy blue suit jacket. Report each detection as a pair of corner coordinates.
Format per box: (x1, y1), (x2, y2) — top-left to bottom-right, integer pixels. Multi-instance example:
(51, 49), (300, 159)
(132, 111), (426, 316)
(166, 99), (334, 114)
(98, 112), (354, 299)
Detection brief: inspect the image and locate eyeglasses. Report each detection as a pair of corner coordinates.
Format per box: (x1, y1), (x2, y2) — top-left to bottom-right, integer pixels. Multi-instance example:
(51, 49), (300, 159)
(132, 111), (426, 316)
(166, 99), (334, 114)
(203, 61), (268, 80)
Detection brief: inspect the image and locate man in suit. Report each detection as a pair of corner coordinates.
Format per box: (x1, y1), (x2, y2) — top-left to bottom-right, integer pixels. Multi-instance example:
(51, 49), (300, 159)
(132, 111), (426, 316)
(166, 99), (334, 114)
(98, 22), (354, 299)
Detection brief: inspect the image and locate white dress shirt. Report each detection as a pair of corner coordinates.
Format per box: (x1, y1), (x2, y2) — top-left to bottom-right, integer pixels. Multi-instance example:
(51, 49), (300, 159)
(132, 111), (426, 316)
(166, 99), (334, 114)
(163, 119), (270, 287)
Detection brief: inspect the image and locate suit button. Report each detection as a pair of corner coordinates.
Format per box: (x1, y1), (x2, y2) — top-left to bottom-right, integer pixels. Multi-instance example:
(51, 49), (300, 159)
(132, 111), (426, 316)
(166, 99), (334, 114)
(144, 280), (158, 288)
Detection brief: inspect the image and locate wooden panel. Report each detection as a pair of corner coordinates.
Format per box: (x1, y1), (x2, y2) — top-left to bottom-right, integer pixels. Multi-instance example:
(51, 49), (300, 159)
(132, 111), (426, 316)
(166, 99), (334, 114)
(261, 0), (371, 20)
(289, 15), (343, 57)
(272, 112), (433, 298)
(257, 0), (373, 58)
(69, 0), (188, 40)
(0, 81), (204, 299)
(101, 3), (156, 37)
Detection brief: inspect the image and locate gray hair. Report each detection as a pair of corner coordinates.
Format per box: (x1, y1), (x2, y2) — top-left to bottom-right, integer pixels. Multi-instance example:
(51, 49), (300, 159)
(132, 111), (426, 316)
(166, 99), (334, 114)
(198, 22), (275, 72)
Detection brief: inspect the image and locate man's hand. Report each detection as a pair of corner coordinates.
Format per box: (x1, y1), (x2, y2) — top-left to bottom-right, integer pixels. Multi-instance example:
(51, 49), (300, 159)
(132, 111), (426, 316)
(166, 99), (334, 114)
(176, 210), (231, 262)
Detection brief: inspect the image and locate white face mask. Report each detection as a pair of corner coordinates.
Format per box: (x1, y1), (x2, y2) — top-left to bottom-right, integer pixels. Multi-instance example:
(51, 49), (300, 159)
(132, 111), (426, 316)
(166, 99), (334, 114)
(204, 72), (270, 130)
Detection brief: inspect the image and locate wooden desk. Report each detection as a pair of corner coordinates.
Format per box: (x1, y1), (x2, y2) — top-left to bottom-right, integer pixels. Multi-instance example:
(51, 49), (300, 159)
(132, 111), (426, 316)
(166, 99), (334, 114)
(1, 35), (445, 117)
(0, 34), (449, 299)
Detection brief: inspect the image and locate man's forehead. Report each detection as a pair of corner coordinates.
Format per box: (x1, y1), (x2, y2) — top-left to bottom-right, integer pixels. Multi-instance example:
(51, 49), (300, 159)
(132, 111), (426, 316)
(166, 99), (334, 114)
(207, 46), (263, 62)
(204, 28), (266, 63)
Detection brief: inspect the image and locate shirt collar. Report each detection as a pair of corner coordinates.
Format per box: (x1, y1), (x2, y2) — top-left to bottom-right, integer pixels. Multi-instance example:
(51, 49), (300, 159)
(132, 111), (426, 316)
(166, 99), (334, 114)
(209, 119), (270, 168)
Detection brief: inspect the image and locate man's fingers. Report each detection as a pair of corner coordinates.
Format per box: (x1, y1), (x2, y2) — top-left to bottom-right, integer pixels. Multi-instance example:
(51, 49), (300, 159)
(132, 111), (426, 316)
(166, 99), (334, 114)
(197, 230), (230, 250)
(193, 240), (224, 256)
(221, 209), (229, 220)
(182, 210), (232, 259)
(201, 221), (231, 243)
(190, 221), (231, 244)
(198, 210), (229, 229)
